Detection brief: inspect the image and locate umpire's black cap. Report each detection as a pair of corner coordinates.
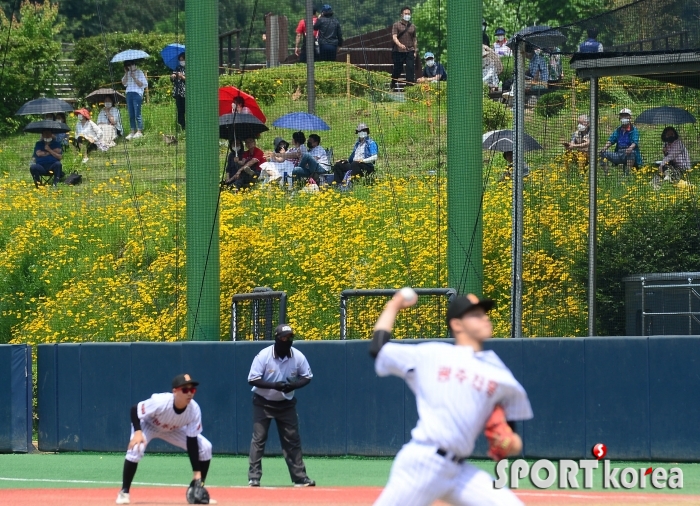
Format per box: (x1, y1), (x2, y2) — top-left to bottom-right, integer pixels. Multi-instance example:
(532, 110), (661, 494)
(172, 373), (199, 389)
(275, 324), (294, 338)
(446, 294), (495, 325)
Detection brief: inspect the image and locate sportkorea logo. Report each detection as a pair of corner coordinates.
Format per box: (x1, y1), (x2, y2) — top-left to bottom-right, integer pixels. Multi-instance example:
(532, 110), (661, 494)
(493, 443), (683, 490)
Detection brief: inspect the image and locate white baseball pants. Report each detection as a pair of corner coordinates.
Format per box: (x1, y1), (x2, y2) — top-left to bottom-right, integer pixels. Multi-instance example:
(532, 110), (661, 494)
(125, 425), (213, 463)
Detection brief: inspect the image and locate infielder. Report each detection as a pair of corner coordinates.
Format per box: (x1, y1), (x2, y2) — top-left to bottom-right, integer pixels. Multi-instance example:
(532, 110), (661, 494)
(116, 374), (215, 505)
(247, 324), (315, 487)
(370, 290), (533, 506)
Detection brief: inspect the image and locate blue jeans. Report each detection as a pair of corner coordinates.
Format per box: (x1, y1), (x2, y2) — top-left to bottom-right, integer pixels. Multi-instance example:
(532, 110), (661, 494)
(126, 92), (144, 131)
(293, 154), (329, 177)
(601, 149), (635, 167)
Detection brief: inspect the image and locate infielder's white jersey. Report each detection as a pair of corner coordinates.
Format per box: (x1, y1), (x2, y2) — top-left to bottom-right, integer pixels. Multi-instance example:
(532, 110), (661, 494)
(136, 393), (203, 437)
(375, 342), (533, 457)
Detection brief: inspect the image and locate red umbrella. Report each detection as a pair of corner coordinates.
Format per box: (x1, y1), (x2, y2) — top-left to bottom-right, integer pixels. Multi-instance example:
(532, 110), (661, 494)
(218, 86), (266, 123)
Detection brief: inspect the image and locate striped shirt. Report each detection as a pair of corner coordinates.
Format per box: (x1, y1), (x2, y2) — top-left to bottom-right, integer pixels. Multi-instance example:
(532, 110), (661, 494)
(137, 393), (202, 437)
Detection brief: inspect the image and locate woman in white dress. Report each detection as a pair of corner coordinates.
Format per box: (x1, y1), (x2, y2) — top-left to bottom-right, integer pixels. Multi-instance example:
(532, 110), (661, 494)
(73, 108), (105, 163)
(259, 137), (296, 186)
(96, 99), (123, 148)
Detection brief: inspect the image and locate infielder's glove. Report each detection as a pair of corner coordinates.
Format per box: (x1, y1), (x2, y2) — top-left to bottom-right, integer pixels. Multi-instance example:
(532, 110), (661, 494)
(484, 405), (516, 461)
(186, 479), (210, 504)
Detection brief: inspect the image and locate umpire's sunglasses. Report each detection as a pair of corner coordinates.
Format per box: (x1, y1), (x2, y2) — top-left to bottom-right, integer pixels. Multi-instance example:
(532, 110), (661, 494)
(180, 386), (197, 394)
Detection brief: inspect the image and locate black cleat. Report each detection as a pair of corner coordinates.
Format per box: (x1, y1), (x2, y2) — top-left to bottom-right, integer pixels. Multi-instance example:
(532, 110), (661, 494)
(294, 477), (316, 487)
(248, 479), (260, 487)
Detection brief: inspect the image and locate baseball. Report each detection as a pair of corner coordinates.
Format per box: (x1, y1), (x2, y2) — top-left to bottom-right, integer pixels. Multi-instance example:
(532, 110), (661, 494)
(399, 287), (418, 303)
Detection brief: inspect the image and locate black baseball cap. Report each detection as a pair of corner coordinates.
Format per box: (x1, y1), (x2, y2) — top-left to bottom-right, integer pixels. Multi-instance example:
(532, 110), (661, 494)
(446, 294), (495, 325)
(275, 324), (294, 338)
(172, 373), (199, 389)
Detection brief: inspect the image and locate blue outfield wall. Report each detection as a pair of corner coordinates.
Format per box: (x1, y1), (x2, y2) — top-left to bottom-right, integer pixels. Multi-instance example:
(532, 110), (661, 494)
(0, 344), (33, 453)
(36, 337), (700, 461)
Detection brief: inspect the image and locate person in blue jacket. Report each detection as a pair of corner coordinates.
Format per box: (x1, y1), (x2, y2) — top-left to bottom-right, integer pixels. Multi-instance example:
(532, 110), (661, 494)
(332, 123), (379, 184)
(600, 108), (643, 174)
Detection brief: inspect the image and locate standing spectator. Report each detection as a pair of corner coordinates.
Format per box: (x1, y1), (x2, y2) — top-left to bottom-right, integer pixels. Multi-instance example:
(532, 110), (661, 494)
(30, 129), (63, 187)
(121, 60), (147, 140)
(482, 19), (490, 46)
(247, 324), (315, 487)
(295, 9), (318, 64)
(170, 52), (186, 130)
(314, 4), (342, 62)
(332, 123), (379, 184)
(416, 51), (447, 83)
(96, 99), (123, 148)
(224, 137), (266, 190)
(294, 134), (330, 178)
(578, 27), (604, 53)
(600, 108), (642, 173)
(493, 27), (512, 57)
(391, 6), (417, 91)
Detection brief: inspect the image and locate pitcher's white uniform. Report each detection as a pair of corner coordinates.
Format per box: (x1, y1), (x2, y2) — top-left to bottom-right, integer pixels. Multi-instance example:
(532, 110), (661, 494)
(374, 342), (533, 506)
(125, 393), (212, 463)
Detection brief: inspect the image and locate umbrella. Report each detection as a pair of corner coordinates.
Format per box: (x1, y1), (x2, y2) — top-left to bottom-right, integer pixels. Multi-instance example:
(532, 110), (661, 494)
(16, 97), (74, 116)
(161, 43), (186, 70)
(111, 49), (150, 63)
(272, 112), (330, 131)
(24, 120), (70, 134)
(482, 130), (543, 152)
(218, 86), (266, 123)
(509, 25), (567, 49)
(219, 113), (269, 141)
(635, 106), (696, 125)
(85, 88), (126, 105)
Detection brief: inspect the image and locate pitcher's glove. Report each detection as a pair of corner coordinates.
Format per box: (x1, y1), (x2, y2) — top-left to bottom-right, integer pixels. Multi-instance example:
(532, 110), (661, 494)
(484, 405), (516, 461)
(186, 479), (210, 504)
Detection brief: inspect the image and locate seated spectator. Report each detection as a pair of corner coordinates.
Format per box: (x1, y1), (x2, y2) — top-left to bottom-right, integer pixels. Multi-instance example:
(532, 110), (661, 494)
(233, 96), (252, 115)
(563, 114), (590, 152)
(44, 113), (56, 121)
(578, 28), (604, 53)
(294, 134), (330, 178)
(332, 123), (378, 184)
(600, 108), (642, 173)
(482, 44), (502, 91)
(54, 112), (69, 148)
(259, 137), (296, 185)
(96, 99), (123, 148)
(526, 46), (548, 83)
(493, 27), (511, 57)
(417, 52), (447, 83)
(73, 108), (104, 163)
(30, 129), (63, 188)
(498, 150), (530, 181)
(547, 49), (562, 82)
(224, 137), (266, 190)
(659, 126), (691, 173)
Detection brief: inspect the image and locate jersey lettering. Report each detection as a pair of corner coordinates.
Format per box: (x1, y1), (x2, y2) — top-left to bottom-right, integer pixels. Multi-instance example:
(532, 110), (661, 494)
(438, 366), (451, 382)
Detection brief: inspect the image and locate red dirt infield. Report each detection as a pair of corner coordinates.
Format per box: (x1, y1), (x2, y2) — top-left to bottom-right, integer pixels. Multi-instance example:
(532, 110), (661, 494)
(1, 487), (699, 505)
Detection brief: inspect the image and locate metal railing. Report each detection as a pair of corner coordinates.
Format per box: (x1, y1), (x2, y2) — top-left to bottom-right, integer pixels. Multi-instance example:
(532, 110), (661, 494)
(230, 287), (287, 341)
(608, 31), (691, 52)
(640, 277), (700, 336)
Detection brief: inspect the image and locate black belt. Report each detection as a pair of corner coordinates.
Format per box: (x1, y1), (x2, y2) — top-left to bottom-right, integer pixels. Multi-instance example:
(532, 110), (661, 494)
(436, 448), (467, 464)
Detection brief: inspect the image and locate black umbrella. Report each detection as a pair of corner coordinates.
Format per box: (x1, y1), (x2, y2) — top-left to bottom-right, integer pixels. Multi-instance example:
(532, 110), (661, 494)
(508, 25), (567, 49)
(635, 106), (696, 125)
(85, 88), (126, 105)
(23, 120), (70, 134)
(16, 98), (74, 116)
(219, 113), (269, 141)
(482, 130), (543, 152)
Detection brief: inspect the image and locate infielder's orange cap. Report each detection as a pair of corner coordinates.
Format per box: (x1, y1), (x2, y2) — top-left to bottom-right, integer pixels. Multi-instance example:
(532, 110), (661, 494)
(446, 294), (495, 325)
(172, 373), (199, 389)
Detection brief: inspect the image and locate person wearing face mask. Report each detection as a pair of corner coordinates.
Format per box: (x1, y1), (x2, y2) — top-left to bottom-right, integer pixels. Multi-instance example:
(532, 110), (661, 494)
(313, 4), (343, 62)
(600, 108), (642, 174)
(30, 129), (64, 187)
(224, 137), (266, 190)
(493, 27), (511, 57)
(170, 52), (186, 130)
(247, 324), (315, 488)
(97, 97), (123, 148)
(121, 60), (148, 140)
(526, 44), (548, 83)
(391, 6), (418, 91)
(652, 126), (691, 187)
(73, 108), (104, 163)
(332, 123), (379, 185)
(417, 51), (447, 83)
(563, 114), (590, 152)
(294, 133), (330, 179)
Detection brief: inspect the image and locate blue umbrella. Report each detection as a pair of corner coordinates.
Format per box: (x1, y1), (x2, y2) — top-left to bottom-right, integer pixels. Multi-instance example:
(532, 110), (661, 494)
(272, 112), (330, 131)
(111, 49), (150, 63)
(161, 43), (186, 70)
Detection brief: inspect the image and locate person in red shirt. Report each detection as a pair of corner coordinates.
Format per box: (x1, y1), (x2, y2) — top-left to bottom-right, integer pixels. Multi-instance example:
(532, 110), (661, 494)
(295, 9), (318, 63)
(225, 137), (267, 191)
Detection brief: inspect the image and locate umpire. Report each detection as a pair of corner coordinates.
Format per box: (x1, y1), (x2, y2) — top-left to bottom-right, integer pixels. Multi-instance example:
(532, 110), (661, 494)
(247, 324), (315, 487)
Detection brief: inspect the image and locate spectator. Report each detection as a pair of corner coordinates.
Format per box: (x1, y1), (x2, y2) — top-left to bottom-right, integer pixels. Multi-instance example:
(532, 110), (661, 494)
(224, 137), (266, 190)
(73, 108), (104, 163)
(170, 52), (186, 130)
(493, 27), (511, 57)
(294, 134), (330, 179)
(547, 49), (563, 82)
(54, 112), (69, 148)
(659, 126), (691, 172)
(314, 4), (342, 62)
(563, 114), (590, 152)
(96, 99), (123, 148)
(482, 19), (490, 46)
(233, 96), (252, 115)
(416, 51), (447, 83)
(30, 129), (63, 188)
(121, 60), (147, 139)
(391, 6), (417, 91)
(295, 9), (319, 63)
(274, 131), (308, 167)
(498, 150), (530, 182)
(600, 108), (642, 173)
(259, 137), (295, 186)
(44, 113), (56, 121)
(482, 45), (502, 91)
(526, 46), (548, 83)
(578, 27), (604, 53)
(332, 123), (379, 184)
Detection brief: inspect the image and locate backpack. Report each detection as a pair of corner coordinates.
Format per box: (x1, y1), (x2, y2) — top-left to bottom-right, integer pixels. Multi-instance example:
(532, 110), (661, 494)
(64, 171), (82, 185)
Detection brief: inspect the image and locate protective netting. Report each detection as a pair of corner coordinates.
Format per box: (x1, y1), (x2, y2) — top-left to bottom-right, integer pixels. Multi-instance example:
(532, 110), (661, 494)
(1, 0), (700, 345)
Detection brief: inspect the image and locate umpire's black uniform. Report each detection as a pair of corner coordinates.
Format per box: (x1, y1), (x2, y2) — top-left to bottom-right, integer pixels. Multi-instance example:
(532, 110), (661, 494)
(247, 324), (315, 487)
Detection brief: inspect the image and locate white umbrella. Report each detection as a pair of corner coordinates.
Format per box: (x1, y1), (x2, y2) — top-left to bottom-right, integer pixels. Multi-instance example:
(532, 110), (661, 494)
(111, 49), (150, 63)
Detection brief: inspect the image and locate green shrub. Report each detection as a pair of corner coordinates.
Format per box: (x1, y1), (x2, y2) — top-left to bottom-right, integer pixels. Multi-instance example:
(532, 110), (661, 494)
(483, 97), (512, 132)
(535, 90), (568, 118)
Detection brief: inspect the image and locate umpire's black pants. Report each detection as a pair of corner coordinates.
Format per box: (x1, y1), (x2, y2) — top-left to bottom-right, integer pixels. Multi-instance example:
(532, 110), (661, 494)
(248, 394), (309, 482)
